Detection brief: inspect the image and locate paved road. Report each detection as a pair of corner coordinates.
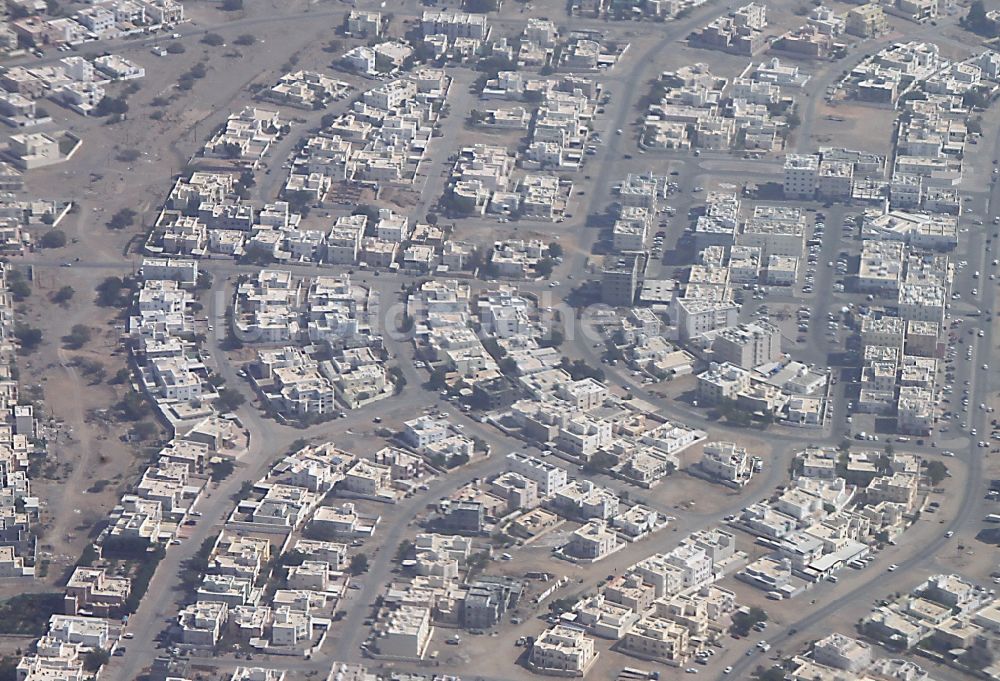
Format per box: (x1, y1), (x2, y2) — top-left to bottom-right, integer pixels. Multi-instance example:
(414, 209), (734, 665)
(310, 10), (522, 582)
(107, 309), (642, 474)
(721, 105), (1000, 681)
(37, 4), (1000, 681)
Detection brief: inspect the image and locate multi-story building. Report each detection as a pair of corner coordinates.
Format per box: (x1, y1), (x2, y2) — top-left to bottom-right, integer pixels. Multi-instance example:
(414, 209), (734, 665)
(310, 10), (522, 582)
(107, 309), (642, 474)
(530, 625), (598, 675)
(712, 322), (781, 369)
(601, 254), (641, 306)
(846, 3), (889, 37)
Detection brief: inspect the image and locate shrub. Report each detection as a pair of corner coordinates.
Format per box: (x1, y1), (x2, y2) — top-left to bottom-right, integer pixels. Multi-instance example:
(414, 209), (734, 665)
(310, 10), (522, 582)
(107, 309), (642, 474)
(39, 230), (66, 248)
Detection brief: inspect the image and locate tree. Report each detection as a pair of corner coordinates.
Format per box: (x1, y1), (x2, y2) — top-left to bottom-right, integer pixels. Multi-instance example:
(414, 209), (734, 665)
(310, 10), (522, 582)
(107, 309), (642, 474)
(117, 392), (149, 421)
(217, 388), (246, 412)
(63, 324), (91, 349)
(284, 190), (312, 216)
(95, 96), (129, 117)
(426, 366), (449, 391)
(464, 0), (499, 11)
(539, 328), (565, 348)
(210, 459), (235, 481)
(51, 286), (74, 304)
(82, 649), (109, 672)
(535, 257), (555, 278)
(755, 668), (786, 681)
(584, 450), (618, 473)
(962, 0), (995, 35)
(349, 553), (369, 575)
(963, 88), (991, 110)
(731, 607), (768, 636)
(547, 597), (576, 615)
(165, 42), (186, 55)
(96, 276), (124, 306)
(116, 148), (141, 163)
(186, 62), (207, 80)
(107, 208), (136, 230)
(196, 270), (213, 291)
(7, 270), (30, 301)
(13, 324), (42, 351)
(201, 33), (225, 46)
(395, 540), (414, 562)
(131, 420), (158, 441)
(498, 356), (518, 375)
(926, 460), (949, 485)
(39, 230), (66, 248)
(234, 34), (256, 46)
(221, 0), (244, 9)
(547, 242), (563, 258)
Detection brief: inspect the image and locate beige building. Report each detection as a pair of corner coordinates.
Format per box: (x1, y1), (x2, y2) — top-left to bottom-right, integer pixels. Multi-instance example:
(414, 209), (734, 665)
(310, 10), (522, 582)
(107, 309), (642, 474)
(622, 615), (690, 666)
(530, 625), (598, 676)
(847, 4), (889, 37)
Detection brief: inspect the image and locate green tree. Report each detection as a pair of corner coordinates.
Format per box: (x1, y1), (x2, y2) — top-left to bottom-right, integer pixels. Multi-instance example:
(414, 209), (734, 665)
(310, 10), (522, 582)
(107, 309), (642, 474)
(83, 649), (110, 672)
(464, 0), (499, 11)
(926, 460), (949, 485)
(96, 96), (128, 117)
(51, 285), (74, 304)
(117, 391), (149, 421)
(547, 242), (563, 258)
(539, 328), (565, 348)
(39, 230), (66, 248)
(284, 190), (312, 216)
(165, 42), (186, 55)
(234, 34), (256, 46)
(116, 148), (141, 163)
(963, 0), (994, 35)
(731, 607), (768, 636)
(14, 324), (42, 350)
(107, 208), (136, 230)
(217, 388), (246, 412)
(96, 276), (124, 306)
(221, 0), (244, 9)
(349, 553), (369, 575)
(131, 420), (158, 441)
(426, 366), (449, 391)
(63, 324), (91, 349)
(210, 459), (235, 481)
(7, 270), (30, 301)
(755, 668), (786, 681)
(201, 33), (225, 46)
(395, 539), (414, 562)
(535, 257), (555, 278)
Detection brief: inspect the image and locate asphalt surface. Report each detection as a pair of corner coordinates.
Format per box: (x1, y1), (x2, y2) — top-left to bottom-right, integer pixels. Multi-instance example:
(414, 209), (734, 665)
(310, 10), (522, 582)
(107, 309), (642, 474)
(25, 3), (1000, 681)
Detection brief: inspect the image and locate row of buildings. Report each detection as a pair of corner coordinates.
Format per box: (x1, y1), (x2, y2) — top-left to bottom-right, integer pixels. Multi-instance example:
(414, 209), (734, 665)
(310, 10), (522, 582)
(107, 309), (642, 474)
(734, 446), (925, 596)
(0, 52), (144, 121)
(529, 527), (742, 674)
(642, 60), (796, 153)
(176, 441), (429, 651)
(2, 0), (183, 54)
